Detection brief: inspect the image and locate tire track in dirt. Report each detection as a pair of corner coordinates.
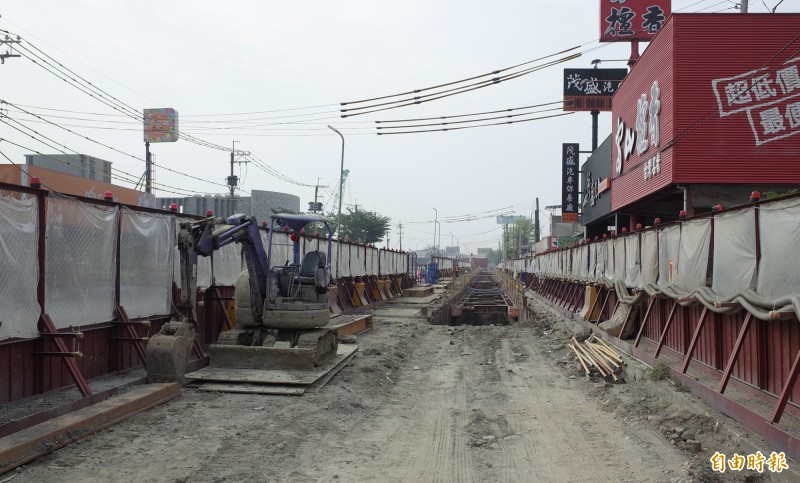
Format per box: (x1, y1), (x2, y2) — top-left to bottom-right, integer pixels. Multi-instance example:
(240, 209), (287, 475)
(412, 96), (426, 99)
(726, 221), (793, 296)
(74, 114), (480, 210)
(492, 330), (688, 482)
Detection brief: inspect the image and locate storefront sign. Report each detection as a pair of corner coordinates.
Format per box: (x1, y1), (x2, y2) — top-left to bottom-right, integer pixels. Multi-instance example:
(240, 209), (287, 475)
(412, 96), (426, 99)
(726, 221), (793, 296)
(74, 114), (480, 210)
(562, 143), (579, 221)
(144, 108), (179, 143)
(615, 80), (661, 174)
(712, 57), (800, 146)
(563, 68), (628, 112)
(600, 0), (671, 42)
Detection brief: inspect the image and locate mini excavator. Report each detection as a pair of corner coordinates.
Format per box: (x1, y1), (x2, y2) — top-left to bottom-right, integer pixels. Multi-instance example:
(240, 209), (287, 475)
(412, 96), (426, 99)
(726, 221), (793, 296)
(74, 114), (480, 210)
(145, 213), (336, 385)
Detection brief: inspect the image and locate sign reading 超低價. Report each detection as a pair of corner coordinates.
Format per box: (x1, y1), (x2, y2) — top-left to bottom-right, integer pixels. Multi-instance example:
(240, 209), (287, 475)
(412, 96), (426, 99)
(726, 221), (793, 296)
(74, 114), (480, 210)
(563, 68), (628, 112)
(600, 0), (671, 43)
(712, 56), (800, 146)
(143, 108), (179, 143)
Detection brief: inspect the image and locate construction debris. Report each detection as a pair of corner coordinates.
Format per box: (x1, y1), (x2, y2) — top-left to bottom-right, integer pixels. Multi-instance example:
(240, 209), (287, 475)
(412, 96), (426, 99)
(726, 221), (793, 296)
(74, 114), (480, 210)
(569, 335), (625, 382)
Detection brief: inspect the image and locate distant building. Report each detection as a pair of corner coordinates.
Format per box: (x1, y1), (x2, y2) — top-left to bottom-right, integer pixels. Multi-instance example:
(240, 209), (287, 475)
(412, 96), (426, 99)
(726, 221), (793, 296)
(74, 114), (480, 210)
(444, 246), (460, 258)
(476, 247), (492, 257)
(0, 154), (155, 207)
(25, 154), (111, 183)
(157, 189), (300, 220)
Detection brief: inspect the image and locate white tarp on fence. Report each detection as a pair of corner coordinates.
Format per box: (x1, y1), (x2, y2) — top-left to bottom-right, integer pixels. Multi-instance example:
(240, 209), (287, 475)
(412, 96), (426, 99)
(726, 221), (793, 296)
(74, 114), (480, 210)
(713, 208), (757, 297)
(120, 208), (174, 317)
(366, 248), (378, 275)
(613, 237), (626, 283)
(640, 230), (659, 287)
(624, 235), (641, 288)
(675, 218), (711, 292)
(757, 198), (800, 298)
(45, 196), (117, 328)
(350, 245), (366, 277)
(658, 225), (681, 287)
(0, 194), (40, 340)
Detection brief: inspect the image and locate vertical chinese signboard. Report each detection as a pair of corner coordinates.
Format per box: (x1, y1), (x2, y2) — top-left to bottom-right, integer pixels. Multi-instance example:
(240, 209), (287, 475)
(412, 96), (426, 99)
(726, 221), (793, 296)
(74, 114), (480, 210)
(600, 0), (670, 42)
(562, 143), (579, 223)
(564, 68), (628, 112)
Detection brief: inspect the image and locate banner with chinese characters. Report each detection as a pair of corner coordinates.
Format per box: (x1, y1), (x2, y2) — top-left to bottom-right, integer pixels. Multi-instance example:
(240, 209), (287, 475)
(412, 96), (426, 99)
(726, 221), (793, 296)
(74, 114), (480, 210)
(562, 143), (579, 223)
(712, 56), (800, 146)
(564, 68), (628, 112)
(600, 0), (670, 42)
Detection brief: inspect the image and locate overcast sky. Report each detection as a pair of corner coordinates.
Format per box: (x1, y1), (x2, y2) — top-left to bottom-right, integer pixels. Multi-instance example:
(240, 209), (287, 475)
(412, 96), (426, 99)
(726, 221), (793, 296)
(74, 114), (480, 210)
(1, 1), (795, 254)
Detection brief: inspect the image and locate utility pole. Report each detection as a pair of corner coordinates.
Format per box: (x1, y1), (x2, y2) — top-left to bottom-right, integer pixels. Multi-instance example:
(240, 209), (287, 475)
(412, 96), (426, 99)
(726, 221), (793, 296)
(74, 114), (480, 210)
(741, 0), (748, 13)
(227, 141), (250, 197)
(0, 34), (21, 64)
(397, 223), (404, 251)
(308, 178), (325, 213)
(145, 142), (152, 194)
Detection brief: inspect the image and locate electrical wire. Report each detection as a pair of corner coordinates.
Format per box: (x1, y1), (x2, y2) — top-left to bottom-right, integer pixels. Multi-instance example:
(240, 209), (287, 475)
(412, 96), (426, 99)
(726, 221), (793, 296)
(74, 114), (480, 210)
(0, 136), (203, 197)
(341, 53), (583, 117)
(341, 44), (584, 106)
(376, 106), (564, 130)
(375, 101), (562, 124)
(2, 101), (235, 191)
(377, 111), (574, 135)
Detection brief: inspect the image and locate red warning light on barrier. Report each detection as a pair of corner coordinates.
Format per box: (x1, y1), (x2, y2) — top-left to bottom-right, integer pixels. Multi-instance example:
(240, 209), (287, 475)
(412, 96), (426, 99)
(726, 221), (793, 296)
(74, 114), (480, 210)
(104, 191), (114, 201)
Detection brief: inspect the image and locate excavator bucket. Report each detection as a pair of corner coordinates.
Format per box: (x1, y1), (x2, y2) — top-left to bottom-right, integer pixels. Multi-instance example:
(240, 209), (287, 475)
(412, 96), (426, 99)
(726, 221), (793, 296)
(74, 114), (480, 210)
(145, 322), (194, 385)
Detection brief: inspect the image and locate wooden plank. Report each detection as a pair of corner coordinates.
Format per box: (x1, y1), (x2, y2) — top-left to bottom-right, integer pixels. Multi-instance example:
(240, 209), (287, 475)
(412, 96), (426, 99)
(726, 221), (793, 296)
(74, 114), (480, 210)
(326, 314), (374, 337)
(196, 344), (359, 395)
(186, 345), (358, 385)
(197, 384), (306, 396)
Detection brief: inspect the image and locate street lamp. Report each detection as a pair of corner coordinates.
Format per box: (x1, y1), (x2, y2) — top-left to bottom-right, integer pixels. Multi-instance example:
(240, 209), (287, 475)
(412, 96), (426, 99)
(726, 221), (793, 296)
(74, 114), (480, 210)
(327, 125), (345, 237)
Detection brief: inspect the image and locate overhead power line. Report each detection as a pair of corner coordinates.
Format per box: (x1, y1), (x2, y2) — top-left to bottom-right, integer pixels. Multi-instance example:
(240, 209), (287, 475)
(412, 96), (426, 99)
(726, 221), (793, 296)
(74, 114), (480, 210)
(340, 44), (583, 106)
(341, 53), (584, 118)
(375, 101), (562, 124)
(377, 111), (574, 135)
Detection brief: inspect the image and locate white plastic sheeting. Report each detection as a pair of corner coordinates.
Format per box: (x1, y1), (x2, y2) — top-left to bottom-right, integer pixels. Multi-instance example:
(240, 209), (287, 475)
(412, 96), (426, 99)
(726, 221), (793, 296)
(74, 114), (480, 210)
(640, 231), (659, 287)
(330, 241), (340, 278)
(120, 208), (174, 317)
(366, 248), (378, 275)
(595, 242), (608, 280)
(713, 208), (757, 297)
(339, 243), (352, 277)
(675, 218), (711, 292)
(211, 242), (244, 286)
(658, 225), (681, 287)
(0, 194), (40, 340)
(757, 198), (800, 298)
(613, 237), (626, 283)
(624, 235), (641, 288)
(350, 245), (366, 277)
(379, 250), (389, 276)
(269, 231), (292, 269)
(588, 245), (596, 279)
(45, 195), (117, 328)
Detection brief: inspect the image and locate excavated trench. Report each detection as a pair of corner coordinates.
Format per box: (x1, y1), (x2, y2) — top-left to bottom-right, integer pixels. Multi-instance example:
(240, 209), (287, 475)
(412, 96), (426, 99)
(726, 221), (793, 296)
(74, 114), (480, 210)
(447, 270), (514, 326)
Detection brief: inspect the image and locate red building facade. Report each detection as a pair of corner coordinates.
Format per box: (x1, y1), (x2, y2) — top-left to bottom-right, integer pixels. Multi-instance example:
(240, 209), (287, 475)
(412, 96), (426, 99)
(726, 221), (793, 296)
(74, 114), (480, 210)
(610, 14), (800, 221)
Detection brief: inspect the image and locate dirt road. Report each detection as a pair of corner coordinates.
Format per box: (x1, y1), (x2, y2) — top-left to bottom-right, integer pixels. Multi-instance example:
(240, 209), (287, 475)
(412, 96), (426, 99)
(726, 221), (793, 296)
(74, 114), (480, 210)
(9, 299), (765, 482)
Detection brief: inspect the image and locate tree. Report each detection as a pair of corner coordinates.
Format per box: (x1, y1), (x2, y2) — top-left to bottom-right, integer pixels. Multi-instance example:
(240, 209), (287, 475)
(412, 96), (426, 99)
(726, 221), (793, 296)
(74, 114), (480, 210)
(505, 218), (535, 258)
(332, 208), (391, 244)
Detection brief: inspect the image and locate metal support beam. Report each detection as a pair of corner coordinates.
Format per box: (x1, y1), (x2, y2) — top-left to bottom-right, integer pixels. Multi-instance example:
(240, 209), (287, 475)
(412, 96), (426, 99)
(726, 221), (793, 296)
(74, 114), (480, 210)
(654, 301), (680, 358)
(772, 346), (800, 423)
(38, 314), (92, 397)
(680, 306), (709, 374)
(718, 313), (753, 394)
